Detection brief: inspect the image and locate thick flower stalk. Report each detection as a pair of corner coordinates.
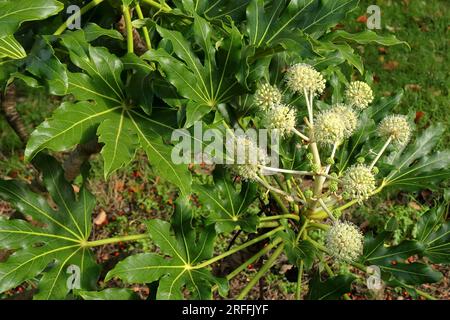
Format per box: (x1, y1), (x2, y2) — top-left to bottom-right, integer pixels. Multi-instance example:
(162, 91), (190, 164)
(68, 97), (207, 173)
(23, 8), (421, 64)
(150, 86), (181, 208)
(254, 83), (282, 110)
(326, 221), (364, 262)
(341, 164), (376, 201)
(262, 103), (297, 137)
(345, 81), (374, 110)
(378, 114), (412, 147)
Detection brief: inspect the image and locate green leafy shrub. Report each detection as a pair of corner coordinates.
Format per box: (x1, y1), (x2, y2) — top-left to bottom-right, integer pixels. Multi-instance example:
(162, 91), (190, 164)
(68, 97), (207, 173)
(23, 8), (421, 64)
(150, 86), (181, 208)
(0, 0), (449, 300)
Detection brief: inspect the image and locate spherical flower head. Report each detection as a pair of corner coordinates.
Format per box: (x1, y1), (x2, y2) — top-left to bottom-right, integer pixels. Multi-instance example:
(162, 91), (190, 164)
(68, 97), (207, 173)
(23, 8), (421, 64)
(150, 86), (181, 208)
(313, 109), (346, 145)
(345, 81), (374, 110)
(285, 63), (326, 96)
(342, 164), (376, 201)
(378, 115), (412, 147)
(254, 83), (282, 110)
(329, 103), (358, 138)
(262, 104), (297, 137)
(326, 221), (364, 262)
(227, 135), (268, 181)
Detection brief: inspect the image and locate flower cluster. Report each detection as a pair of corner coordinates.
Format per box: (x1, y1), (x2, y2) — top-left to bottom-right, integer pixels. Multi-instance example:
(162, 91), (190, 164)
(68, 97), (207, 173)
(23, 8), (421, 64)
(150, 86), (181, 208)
(378, 115), (412, 147)
(285, 63), (326, 96)
(262, 103), (297, 137)
(227, 135), (268, 181)
(345, 81), (374, 110)
(326, 221), (364, 262)
(313, 109), (346, 145)
(329, 104), (358, 138)
(254, 83), (282, 110)
(341, 164), (376, 201)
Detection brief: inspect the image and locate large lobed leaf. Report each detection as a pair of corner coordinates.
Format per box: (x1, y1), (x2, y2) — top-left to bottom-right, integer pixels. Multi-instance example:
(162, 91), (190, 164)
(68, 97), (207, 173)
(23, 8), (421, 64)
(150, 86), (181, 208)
(194, 167), (259, 233)
(24, 29), (192, 194)
(0, 155), (99, 299)
(0, 0), (63, 59)
(106, 198), (227, 299)
(362, 232), (443, 285)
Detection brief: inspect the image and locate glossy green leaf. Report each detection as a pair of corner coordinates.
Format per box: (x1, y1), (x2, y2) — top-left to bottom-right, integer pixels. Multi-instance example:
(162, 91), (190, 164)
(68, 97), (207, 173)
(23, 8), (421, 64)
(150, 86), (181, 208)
(194, 168), (258, 233)
(143, 18), (244, 122)
(245, 0), (358, 46)
(182, 0), (250, 21)
(77, 288), (139, 300)
(0, 35), (26, 59)
(25, 37), (69, 95)
(417, 206), (450, 264)
(97, 111), (139, 179)
(0, 0), (63, 60)
(25, 101), (117, 160)
(0, 155), (99, 299)
(278, 229), (317, 270)
(84, 23), (124, 42)
(327, 30), (409, 48)
(106, 198), (227, 300)
(307, 274), (355, 300)
(382, 262), (443, 286)
(385, 124), (450, 191)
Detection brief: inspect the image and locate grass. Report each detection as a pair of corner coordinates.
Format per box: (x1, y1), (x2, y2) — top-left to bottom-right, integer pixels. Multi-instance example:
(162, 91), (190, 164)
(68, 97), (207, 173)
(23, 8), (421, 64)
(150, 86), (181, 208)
(345, 0), (449, 148)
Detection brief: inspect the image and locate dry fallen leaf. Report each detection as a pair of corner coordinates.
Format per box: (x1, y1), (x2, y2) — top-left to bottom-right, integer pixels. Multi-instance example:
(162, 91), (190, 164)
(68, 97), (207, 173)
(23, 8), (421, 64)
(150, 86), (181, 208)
(356, 15), (367, 23)
(383, 60), (399, 71)
(72, 184), (80, 193)
(408, 201), (422, 211)
(405, 84), (422, 92)
(94, 209), (108, 226)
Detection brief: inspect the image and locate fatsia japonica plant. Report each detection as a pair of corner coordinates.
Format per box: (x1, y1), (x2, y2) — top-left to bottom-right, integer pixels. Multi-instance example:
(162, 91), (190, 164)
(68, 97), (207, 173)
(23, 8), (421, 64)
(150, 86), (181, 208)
(0, 0), (449, 300)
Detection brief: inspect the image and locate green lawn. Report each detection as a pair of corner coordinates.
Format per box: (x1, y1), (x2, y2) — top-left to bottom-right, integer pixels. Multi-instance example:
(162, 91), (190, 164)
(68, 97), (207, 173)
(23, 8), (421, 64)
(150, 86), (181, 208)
(345, 0), (449, 148)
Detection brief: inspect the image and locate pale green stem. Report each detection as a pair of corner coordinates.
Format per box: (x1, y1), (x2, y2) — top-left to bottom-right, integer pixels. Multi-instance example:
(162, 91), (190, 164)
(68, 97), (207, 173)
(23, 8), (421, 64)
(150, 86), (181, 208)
(308, 222), (330, 231)
(226, 238), (283, 281)
(295, 219), (309, 243)
(142, 0), (172, 12)
(304, 88), (313, 125)
(54, 0), (105, 35)
(295, 261), (304, 300)
(292, 128), (310, 141)
(369, 136), (392, 170)
(236, 242), (285, 300)
(260, 166), (340, 182)
(255, 175), (297, 203)
(135, 3), (152, 49)
(85, 233), (149, 247)
(194, 226), (285, 269)
(211, 238), (283, 293)
(122, 5), (134, 54)
(260, 214), (300, 222)
(318, 198), (337, 222)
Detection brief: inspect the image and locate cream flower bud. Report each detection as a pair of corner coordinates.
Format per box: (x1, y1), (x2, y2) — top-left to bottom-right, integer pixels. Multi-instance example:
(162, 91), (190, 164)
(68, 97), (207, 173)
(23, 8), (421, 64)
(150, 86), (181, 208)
(345, 81), (374, 110)
(313, 110), (346, 145)
(262, 103), (297, 137)
(378, 115), (412, 147)
(227, 135), (268, 181)
(326, 221), (364, 262)
(254, 83), (282, 110)
(342, 164), (376, 201)
(286, 63), (326, 96)
(329, 104), (358, 138)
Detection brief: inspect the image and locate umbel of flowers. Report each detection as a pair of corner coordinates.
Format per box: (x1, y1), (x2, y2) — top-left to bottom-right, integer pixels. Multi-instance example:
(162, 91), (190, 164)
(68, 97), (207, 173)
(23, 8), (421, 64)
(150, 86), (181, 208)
(230, 63), (412, 262)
